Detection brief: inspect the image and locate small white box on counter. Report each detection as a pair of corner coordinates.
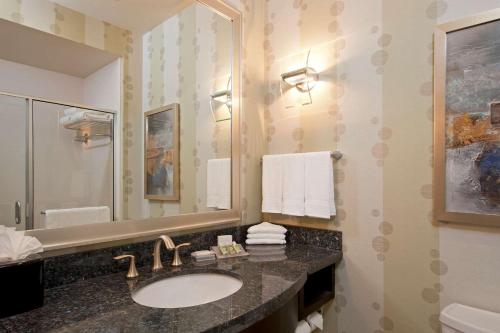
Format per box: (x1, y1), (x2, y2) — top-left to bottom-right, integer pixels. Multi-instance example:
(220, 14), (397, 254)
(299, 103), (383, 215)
(217, 235), (233, 246)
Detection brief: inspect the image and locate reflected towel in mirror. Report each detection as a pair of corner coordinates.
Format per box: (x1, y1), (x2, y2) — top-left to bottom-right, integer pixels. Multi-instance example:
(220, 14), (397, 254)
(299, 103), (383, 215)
(43, 206), (110, 229)
(206, 158), (231, 209)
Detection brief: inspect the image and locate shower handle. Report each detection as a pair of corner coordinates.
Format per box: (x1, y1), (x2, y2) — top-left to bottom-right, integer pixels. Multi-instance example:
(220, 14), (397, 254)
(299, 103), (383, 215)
(15, 201), (21, 224)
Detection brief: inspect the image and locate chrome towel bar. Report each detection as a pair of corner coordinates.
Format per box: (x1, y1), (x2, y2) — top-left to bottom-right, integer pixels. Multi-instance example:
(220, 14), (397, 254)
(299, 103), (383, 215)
(260, 151), (342, 163)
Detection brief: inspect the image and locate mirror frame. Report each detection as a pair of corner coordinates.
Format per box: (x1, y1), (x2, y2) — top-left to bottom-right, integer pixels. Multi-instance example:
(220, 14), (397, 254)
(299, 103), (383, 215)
(25, 0), (242, 254)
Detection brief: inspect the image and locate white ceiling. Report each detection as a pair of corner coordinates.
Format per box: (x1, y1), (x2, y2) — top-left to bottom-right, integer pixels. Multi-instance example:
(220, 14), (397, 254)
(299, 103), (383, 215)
(0, 18), (119, 78)
(50, 0), (195, 33)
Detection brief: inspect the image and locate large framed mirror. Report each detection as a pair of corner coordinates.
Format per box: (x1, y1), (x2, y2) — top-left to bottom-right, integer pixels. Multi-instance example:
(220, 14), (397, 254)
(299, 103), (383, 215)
(0, 0), (241, 252)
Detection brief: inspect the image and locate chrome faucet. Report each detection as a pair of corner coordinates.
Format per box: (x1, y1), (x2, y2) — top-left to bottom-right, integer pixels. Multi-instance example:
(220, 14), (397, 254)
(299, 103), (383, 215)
(152, 235), (175, 272)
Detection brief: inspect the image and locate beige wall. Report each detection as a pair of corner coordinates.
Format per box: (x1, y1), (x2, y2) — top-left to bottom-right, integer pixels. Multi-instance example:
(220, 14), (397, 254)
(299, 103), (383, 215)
(238, 0), (500, 332)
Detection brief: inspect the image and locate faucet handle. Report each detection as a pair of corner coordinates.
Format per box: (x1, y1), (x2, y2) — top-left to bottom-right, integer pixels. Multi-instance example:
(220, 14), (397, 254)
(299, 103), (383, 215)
(172, 243), (191, 267)
(114, 254), (139, 279)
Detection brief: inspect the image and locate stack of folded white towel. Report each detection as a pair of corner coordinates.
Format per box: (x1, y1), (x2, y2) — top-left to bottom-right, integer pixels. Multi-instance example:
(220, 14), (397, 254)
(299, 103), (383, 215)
(245, 222), (287, 245)
(59, 108), (112, 128)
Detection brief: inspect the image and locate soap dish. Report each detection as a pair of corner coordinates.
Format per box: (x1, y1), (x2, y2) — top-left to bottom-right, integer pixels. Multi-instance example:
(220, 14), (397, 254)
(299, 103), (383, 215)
(191, 250), (216, 262)
(211, 246), (250, 259)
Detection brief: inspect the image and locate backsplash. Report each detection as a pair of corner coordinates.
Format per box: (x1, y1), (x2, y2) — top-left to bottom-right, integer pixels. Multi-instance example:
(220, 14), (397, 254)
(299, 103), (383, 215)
(43, 224), (341, 288)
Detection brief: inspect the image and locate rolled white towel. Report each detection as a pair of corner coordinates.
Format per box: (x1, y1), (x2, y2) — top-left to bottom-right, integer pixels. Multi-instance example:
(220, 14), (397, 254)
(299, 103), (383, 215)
(247, 233), (285, 240)
(306, 311), (323, 331)
(247, 222), (287, 234)
(246, 238), (286, 245)
(295, 320), (312, 333)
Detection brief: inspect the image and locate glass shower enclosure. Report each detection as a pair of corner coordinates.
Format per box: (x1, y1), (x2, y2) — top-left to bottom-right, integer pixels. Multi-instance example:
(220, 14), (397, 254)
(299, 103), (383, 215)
(0, 92), (115, 230)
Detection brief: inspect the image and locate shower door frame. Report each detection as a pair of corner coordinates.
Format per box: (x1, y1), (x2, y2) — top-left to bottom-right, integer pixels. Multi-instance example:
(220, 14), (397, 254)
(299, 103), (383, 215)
(0, 90), (117, 230)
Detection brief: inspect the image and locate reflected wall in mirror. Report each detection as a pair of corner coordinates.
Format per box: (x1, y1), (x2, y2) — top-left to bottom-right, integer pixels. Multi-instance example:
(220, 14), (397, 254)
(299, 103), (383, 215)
(142, 2), (232, 217)
(0, 0), (236, 233)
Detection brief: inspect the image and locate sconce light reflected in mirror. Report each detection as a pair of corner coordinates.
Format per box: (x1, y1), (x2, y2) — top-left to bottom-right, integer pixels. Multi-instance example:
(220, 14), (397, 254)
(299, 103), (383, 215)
(210, 77), (232, 122)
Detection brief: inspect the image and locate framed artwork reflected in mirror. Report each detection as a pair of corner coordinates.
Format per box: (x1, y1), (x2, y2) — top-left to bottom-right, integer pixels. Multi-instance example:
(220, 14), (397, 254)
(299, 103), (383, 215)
(144, 103), (180, 201)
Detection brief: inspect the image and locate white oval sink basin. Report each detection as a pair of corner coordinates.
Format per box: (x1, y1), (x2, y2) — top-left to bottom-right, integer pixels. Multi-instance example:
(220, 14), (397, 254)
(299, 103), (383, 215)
(132, 273), (243, 308)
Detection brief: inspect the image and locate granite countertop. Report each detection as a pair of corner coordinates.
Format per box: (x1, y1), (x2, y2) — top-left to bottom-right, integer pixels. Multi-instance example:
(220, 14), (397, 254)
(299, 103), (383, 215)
(0, 245), (342, 333)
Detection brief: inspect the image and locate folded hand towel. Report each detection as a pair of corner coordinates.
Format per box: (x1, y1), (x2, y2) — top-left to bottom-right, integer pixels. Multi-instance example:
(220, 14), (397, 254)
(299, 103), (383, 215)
(59, 112), (112, 127)
(304, 151), (336, 218)
(261, 155), (283, 213)
(247, 233), (285, 240)
(247, 222), (287, 234)
(245, 238), (286, 245)
(282, 154), (305, 216)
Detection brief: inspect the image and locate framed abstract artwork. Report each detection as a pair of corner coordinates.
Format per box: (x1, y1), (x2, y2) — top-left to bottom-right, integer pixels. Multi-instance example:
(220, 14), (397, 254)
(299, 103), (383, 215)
(144, 103), (180, 201)
(434, 9), (500, 226)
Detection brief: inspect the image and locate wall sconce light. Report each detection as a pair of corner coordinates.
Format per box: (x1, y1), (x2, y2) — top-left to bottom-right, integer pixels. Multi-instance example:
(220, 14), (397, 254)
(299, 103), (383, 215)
(281, 66), (318, 92)
(211, 89), (231, 104)
(210, 77), (232, 122)
(280, 50), (317, 107)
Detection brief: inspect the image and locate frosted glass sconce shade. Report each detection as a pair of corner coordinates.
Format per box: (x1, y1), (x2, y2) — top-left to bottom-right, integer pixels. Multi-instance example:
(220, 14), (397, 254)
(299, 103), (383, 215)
(210, 77), (232, 122)
(281, 66), (318, 92)
(279, 49), (318, 107)
(210, 89), (232, 122)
